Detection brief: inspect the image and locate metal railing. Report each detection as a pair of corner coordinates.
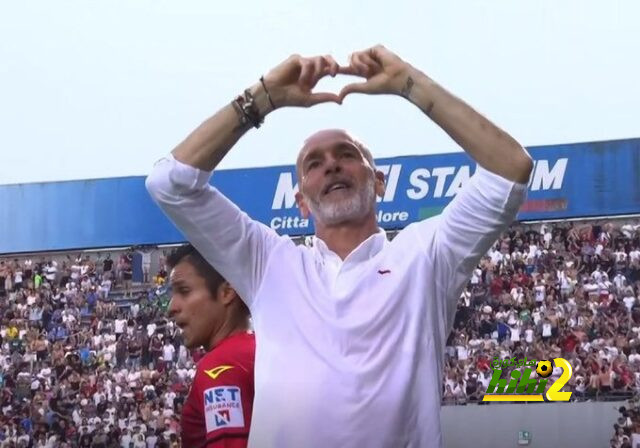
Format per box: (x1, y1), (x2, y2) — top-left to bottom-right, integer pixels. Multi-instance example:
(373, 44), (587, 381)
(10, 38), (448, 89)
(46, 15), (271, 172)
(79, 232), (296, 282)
(441, 390), (636, 405)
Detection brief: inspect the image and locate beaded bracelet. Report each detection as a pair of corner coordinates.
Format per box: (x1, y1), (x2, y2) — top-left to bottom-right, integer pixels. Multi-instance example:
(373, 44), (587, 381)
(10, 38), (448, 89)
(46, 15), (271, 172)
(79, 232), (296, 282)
(232, 89), (263, 129)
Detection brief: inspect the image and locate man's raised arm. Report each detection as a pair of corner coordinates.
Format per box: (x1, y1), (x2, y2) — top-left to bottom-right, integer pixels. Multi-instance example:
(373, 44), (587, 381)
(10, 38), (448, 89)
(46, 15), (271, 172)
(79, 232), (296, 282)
(336, 44), (532, 339)
(170, 54), (342, 171)
(337, 44), (533, 183)
(145, 54), (342, 305)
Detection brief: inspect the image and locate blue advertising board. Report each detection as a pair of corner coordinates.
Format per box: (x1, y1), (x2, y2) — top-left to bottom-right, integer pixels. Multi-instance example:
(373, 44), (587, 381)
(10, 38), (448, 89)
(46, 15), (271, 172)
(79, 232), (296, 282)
(1, 138), (639, 254)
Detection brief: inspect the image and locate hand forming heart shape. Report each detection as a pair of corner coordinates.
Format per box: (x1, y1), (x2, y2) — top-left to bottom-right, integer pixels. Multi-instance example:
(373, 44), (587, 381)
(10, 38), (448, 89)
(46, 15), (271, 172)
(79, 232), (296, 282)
(260, 45), (413, 109)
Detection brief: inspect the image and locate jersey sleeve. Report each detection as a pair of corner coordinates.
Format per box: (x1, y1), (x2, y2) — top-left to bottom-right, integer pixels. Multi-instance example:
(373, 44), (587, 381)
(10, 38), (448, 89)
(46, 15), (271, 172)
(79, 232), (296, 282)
(195, 363), (252, 447)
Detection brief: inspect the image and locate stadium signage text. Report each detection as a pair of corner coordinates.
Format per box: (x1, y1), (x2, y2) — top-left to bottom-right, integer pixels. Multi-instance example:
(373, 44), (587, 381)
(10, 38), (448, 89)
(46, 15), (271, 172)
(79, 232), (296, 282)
(6, 137), (639, 253)
(271, 158), (566, 211)
(272, 159), (568, 210)
(268, 158), (567, 230)
(269, 210), (411, 230)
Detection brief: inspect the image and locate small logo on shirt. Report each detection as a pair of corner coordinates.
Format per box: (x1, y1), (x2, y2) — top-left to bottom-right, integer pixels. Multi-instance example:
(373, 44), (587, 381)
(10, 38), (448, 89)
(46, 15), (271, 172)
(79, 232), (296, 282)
(377, 269), (391, 275)
(204, 365), (234, 380)
(204, 386), (245, 433)
(215, 409), (231, 426)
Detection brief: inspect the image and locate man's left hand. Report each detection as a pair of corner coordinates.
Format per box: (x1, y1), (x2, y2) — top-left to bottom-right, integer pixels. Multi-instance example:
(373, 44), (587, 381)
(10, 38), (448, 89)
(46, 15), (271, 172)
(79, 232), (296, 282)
(338, 45), (414, 101)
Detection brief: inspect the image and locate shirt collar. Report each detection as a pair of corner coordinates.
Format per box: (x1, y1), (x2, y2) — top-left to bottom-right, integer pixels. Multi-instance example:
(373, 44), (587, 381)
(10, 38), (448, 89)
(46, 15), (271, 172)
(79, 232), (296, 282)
(312, 228), (388, 264)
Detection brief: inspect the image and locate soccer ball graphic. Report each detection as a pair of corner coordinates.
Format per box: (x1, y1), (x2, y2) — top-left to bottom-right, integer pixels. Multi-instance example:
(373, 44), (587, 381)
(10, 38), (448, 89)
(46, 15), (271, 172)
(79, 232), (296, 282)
(536, 360), (553, 378)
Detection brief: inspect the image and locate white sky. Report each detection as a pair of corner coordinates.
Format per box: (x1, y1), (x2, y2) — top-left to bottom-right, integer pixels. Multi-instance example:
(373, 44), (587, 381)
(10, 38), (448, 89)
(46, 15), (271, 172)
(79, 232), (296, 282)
(1, 0), (638, 185)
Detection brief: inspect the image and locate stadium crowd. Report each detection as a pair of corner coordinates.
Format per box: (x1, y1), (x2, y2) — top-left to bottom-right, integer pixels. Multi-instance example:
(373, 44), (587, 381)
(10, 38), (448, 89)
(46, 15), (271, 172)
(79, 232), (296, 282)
(443, 219), (640, 405)
(0, 251), (194, 447)
(611, 398), (640, 447)
(0, 218), (639, 446)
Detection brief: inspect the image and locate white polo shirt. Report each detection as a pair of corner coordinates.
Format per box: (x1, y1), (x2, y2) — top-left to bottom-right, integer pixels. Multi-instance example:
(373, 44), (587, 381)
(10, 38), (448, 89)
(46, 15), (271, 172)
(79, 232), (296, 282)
(146, 154), (526, 448)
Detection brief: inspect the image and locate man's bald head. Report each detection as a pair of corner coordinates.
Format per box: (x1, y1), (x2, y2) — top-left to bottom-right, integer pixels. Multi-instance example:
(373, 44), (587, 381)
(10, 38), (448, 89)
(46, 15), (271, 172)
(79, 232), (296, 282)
(296, 129), (375, 183)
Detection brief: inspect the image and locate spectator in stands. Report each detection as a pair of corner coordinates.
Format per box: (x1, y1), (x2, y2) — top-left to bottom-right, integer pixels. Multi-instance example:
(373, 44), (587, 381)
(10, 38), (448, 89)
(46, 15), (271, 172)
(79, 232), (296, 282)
(122, 254), (133, 299)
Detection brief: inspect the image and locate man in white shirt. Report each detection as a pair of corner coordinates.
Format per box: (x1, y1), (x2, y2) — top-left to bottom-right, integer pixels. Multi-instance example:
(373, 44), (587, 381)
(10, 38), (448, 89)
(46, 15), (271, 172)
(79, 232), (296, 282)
(131, 302), (140, 319)
(145, 430), (158, 448)
(490, 248), (503, 265)
(99, 274), (112, 300)
(534, 280), (546, 304)
(45, 261), (57, 284)
(629, 348), (640, 365)
(613, 272), (627, 293)
(114, 316), (126, 339)
(139, 247), (152, 284)
(161, 341), (175, 370)
(26, 292), (37, 306)
(71, 262), (82, 282)
(591, 265), (604, 283)
(163, 390), (177, 409)
(92, 332), (103, 349)
(524, 325), (535, 344)
(470, 267), (482, 286)
(623, 291), (637, 312)
(146, 46), (532, 448)
(62, 310), (76, 326)
(583, 278), (599, 299)
(120, 429), (132, 448)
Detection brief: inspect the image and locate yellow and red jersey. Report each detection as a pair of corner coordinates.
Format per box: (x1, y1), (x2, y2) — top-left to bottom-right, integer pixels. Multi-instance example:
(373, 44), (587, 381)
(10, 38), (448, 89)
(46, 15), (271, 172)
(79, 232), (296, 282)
(181, 331), (255, 448)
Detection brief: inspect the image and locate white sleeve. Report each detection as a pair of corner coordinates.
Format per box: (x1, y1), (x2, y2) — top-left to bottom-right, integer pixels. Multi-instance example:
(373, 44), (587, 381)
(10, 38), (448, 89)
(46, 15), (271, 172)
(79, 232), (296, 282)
(418, 165), (527, 336)
(145, 154), (284, 308)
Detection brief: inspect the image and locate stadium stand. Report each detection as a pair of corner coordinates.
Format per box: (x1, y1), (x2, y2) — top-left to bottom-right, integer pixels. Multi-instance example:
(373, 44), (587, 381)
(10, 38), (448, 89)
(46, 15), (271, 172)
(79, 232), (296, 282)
(0, 218), (639, 446)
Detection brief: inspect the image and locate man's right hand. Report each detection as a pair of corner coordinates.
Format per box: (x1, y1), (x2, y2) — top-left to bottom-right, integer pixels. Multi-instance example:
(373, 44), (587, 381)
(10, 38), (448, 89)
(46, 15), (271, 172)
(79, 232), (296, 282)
(161, 54), (343, 172)
(261, 54), (342, 109)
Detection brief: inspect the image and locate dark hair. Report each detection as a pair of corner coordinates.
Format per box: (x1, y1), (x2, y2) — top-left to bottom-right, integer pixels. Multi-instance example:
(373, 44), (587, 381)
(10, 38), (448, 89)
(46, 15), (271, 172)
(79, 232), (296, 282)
(166, 244), (249, 316)
(166, 244), (225, 297)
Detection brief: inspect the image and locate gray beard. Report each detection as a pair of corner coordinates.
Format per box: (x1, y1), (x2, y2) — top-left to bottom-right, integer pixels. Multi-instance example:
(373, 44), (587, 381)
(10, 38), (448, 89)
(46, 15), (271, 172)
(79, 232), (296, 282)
(306, 176), (376, 226)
